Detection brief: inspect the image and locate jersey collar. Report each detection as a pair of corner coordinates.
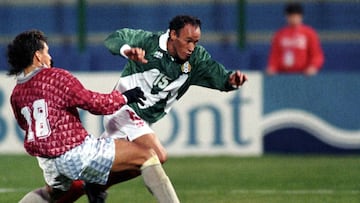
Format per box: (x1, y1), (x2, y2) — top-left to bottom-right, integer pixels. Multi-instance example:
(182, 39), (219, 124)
(17, 67), (43, 84)
(159, 29), (169, 51)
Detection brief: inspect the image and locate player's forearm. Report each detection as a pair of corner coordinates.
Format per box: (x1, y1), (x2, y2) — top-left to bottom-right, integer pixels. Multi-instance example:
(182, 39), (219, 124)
(74, 89), (127, 115)
(195, 69), (236, 92)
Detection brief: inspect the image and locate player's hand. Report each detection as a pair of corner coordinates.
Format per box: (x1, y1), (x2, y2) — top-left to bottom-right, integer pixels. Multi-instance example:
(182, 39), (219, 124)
(266, 66), (277, 76)
(229, 70), (248, 87)
(124, 48), (148, 64)
(304, 66), (318, 76)
(122, 87), (146, 105)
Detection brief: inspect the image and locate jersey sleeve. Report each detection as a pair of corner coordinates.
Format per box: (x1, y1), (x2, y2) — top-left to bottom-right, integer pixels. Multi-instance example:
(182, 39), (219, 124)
(267, 31), (282, 72)
(307, 28), (324, 70)
(59, 70), (127, 115)
(104, 28), (154, 56)
(191, 46), (235, 92)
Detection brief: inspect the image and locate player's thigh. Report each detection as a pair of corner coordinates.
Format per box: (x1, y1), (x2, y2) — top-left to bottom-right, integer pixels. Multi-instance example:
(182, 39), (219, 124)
(133, 133), (168, 163)
(103, 105), (154, 141)
(111, 139), (155, 172)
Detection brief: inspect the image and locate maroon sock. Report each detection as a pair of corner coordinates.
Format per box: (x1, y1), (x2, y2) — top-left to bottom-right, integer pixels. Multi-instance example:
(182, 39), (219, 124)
(56, 180), (85, 203)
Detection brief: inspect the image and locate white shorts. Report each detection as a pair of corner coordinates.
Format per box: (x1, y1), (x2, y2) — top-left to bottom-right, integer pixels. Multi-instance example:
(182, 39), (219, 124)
(37, 135), (115, 191)
(102, 105), (154, 141)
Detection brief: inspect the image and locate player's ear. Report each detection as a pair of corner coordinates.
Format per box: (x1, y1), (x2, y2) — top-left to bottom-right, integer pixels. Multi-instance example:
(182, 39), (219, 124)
(169, 30), (177, 40)
(34, 50), (42, 62)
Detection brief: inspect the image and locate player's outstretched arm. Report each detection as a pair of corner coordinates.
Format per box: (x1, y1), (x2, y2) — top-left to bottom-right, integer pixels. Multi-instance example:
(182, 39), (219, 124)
(229, 70), (248, 87)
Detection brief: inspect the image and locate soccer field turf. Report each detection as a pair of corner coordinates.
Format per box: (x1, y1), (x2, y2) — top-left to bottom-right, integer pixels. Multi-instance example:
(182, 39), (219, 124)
(0, 155), (359, 203)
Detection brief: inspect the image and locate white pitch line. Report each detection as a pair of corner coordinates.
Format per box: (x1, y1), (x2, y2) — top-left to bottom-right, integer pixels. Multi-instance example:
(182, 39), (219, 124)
(230, 189), (360, 195)
(0, 188), (28, 193)
(0, 188), (18, 193)
(184, 189), (360, 195)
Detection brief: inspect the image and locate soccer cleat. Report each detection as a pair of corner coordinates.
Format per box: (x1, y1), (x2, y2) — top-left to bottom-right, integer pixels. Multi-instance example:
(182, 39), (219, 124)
(84, 182), (108, 203)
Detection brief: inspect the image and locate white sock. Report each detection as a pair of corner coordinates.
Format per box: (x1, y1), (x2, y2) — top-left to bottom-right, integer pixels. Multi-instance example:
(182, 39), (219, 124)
(141, 155), (180, 203)
(19, 187), (51, 203)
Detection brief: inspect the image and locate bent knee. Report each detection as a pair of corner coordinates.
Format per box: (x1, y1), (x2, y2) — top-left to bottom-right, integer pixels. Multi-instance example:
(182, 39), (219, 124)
(156, 149), (168, 164)
(146, 148), (167, 163)
(146, 148), (167, 164)
(140, 143), (167, 163)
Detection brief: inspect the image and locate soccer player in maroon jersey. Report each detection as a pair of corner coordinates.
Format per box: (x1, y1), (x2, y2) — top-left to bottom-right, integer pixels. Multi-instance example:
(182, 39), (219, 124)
(267, 2), (324, 76)
(7, 30), (179, 203)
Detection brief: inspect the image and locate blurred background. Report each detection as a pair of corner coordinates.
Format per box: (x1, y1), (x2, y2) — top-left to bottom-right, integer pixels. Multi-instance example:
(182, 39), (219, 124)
(0, 0), (359, 155)
(0, 0), (359, 72)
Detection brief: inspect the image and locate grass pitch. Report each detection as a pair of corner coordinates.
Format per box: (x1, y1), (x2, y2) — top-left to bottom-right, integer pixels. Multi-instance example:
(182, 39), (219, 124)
(0, 155), (359, 203)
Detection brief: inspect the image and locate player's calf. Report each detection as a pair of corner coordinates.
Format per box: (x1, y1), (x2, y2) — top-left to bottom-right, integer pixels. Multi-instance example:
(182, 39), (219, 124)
(140, 153), (180, 203)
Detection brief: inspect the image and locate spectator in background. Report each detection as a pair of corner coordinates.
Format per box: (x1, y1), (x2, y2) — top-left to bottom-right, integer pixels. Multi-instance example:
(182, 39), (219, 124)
(266, 2), (324, 76)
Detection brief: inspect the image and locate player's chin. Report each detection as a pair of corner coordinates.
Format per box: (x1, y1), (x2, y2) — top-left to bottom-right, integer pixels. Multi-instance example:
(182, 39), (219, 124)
(180, 55), (191, 62)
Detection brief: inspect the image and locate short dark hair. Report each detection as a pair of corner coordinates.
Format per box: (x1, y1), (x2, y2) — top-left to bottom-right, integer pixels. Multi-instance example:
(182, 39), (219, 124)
(169, 15), (201, 36)
(7, 30), (47, 75)
(285, 2), (304, 15)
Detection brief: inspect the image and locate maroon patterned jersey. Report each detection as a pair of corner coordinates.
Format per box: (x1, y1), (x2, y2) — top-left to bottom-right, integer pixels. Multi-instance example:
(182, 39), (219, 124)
(10, 67), (126, 157)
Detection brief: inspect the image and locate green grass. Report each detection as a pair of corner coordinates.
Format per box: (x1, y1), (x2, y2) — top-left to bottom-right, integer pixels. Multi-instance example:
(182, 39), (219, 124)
(1, 155), (360, 203)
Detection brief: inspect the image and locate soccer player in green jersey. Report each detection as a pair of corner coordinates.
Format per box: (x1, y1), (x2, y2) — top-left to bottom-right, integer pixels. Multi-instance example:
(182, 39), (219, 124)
(94, 14), (247, 196)
(102, 15), (247, 161)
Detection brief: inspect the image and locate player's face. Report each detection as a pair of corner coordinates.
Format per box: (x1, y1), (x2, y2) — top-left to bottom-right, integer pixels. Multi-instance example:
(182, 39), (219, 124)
(286, 13), (303, 26)
(36, 42), (52, 68)
(169, 24), (201, 62)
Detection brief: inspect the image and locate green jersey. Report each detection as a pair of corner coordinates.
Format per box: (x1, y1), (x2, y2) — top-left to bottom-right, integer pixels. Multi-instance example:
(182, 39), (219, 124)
(105, 28), (236, 123)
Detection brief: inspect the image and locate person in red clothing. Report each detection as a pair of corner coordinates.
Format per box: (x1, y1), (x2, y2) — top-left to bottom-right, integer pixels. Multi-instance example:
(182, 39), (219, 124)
(7, 30), (179, 203)
(267, 2), (324, 76)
